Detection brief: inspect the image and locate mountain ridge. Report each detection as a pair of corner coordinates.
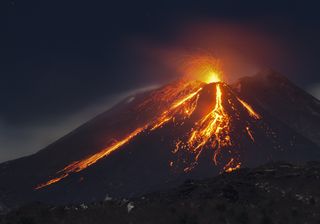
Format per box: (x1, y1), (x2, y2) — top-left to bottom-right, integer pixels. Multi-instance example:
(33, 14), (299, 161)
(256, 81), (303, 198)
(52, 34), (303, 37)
(2, 161), (320, 224)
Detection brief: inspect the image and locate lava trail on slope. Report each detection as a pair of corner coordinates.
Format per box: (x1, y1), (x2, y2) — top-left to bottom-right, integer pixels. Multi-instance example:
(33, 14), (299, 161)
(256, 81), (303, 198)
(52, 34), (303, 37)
(1, 69), (320, 207)
(35, 77), (263, 189)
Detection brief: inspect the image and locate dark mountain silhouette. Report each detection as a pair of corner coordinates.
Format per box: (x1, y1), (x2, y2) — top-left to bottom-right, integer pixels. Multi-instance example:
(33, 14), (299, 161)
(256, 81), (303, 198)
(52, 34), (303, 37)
(235, 69), (320, 146)
(0, 71), (319, 208)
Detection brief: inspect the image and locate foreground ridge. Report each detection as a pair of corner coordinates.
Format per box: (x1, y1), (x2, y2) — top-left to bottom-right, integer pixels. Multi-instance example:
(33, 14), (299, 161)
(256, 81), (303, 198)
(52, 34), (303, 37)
(3, 162), (320, 224)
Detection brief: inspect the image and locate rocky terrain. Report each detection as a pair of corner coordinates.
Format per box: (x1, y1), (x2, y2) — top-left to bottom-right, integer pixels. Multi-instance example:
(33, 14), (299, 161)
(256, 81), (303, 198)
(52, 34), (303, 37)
(1, 161), (320, 224)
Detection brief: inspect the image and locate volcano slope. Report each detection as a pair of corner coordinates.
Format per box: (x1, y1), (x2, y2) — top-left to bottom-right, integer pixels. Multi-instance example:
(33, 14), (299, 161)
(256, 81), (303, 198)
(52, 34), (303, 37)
(235, 70), (320, 147)
(0, 72), (320, 208)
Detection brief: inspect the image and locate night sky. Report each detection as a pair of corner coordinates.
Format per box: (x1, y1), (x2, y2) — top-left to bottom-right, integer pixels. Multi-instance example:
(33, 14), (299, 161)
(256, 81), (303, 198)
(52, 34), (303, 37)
(1, 0), (320, 162)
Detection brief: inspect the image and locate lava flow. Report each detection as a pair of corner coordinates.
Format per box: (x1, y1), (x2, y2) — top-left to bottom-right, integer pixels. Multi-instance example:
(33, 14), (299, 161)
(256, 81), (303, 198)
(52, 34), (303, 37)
(174, 83), (232, 169)
(35, 127), (145, 189)
(35, 62), (262, 190)
(35, 82), (204, 189)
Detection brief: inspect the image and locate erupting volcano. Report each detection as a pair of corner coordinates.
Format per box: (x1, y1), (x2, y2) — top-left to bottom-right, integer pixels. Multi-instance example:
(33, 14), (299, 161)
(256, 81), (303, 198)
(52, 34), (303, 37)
(35, 64), (262, 190)
(0, 62), (319, 207)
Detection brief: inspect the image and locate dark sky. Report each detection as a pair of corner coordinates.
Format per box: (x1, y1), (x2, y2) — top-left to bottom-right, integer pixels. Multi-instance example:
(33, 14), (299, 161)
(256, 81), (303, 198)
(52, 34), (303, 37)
(1, 0), (320, 162)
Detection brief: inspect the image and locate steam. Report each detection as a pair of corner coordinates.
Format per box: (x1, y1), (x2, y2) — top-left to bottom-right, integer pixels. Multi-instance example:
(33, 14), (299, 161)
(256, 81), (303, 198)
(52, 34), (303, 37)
(136, 21), (290, 84)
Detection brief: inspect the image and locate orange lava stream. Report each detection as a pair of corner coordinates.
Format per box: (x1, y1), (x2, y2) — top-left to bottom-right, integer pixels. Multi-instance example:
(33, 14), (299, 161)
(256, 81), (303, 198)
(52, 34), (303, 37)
(171, 89), (202, 109)
(62, 127), (145, 174)
(175, 83), (232, 169)
(150, 88), (202, 130)
(35, 174), (69, 190)
(237, 98), (261, 119)
(224, 158), (241, 173)
(35, 86), (203, 190)
(35, 127), (145, 189)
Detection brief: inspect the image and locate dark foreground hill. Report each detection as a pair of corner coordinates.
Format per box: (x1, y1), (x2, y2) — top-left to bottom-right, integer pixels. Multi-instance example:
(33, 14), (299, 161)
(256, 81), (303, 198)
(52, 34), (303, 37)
(1, 161), (320, 224)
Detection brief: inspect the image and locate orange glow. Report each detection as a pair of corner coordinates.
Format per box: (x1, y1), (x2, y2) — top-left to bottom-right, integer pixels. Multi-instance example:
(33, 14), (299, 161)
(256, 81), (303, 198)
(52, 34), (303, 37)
(204, 71), (221, 84)
(35, 65), (263, 190)
(181, 55), (223, 83)
(62, 127), (144, 173)
(35, 127), (145, 189)
(225, 164), (241, 173)
(150, 87), (202, 130)
(35, 174), (69, 190)
(174, 83), (232, 168)
(36, 84), (203, 189)
(237, 98), (261, 119)
(224, 158), (241, 173)
(171, 88), (202, 109)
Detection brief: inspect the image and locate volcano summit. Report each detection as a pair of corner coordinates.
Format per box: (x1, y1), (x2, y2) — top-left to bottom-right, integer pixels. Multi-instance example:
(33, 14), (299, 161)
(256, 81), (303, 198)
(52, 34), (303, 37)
(0, 70), (319, 208)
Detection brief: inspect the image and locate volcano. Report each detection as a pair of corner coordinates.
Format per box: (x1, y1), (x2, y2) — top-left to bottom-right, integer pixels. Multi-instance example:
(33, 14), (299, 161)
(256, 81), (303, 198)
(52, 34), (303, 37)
(0, 70), (320, 208)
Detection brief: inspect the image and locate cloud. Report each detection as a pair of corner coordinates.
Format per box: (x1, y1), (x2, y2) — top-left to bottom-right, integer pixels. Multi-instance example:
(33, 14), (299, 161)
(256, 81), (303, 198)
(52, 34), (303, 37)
(308, 83), (320, 100)
(0, 85), (158, 163)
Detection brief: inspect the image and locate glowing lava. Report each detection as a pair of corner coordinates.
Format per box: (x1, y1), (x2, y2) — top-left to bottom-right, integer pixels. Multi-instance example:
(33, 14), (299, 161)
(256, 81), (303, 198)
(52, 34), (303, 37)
(150, 86), (203, 131)
(35, 84), (204, 189)
(173, 83), (232, 170)
(35, 62), (262, 190)
(35, 127), (145, 189)
(237, 98), (261, 119)
(223, 158), (241, 173)
(204, 71), (221, 84)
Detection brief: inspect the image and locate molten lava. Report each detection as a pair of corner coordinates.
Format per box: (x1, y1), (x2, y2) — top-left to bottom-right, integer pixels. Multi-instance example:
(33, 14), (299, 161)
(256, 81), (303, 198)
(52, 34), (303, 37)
(237, 98), (261, 119)
(35, 62), (262, 190)
(223, 158), (241, 173)
(174, 83), (231, 169)
(35, 84), (204, 189)
(35, 127), (145, 189)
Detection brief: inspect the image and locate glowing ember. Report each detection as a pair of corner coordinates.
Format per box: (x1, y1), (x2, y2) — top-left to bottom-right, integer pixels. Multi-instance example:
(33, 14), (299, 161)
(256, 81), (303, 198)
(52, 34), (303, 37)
(224, 158), (241, 173)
